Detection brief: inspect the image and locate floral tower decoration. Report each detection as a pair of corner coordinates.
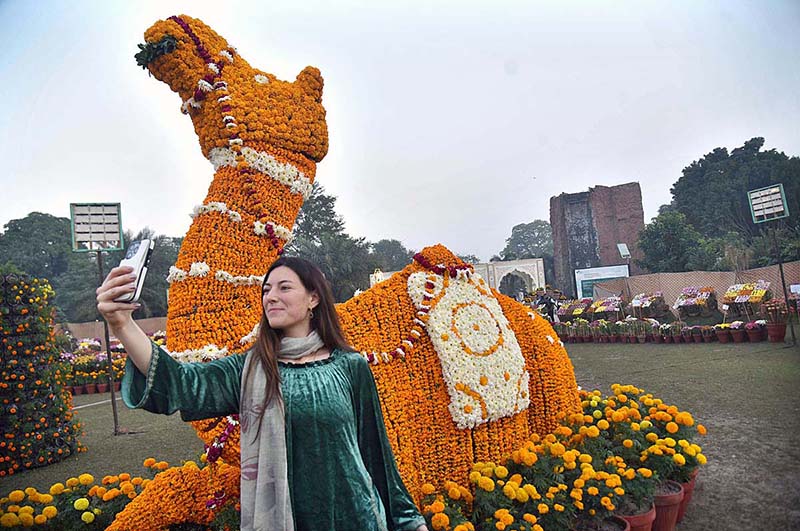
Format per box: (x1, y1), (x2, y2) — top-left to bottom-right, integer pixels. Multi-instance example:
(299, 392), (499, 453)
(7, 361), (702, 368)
(337, 244), (581, 498)
(0, 272), (83, 476)
(134, 14), (328, 452)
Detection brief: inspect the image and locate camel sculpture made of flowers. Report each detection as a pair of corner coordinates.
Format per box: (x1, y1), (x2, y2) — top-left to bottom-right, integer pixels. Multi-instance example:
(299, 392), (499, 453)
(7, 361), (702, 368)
(113, 14), (580, 528)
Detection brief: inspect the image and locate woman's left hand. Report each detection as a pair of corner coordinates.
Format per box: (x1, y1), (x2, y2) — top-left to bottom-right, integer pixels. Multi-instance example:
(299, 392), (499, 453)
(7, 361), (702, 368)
(415, 525), (429, 531)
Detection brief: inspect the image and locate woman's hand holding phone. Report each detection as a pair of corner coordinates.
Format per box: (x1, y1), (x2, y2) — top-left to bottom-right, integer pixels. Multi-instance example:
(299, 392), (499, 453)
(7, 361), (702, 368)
(96, 266), (141, 331)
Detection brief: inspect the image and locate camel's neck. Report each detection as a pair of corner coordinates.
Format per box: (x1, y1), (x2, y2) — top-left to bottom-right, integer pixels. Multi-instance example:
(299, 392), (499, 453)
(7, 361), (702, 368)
(164, 144), (314, 358)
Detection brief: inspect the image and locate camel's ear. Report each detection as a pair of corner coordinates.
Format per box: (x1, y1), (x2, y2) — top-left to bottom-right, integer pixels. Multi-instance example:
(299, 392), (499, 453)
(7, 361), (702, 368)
(295, 66), (324, 102)
(407, 272), (444, 309)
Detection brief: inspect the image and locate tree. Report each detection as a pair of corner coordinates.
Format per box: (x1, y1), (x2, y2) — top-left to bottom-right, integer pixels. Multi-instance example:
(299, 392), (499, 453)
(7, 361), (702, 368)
(670, 137), (800, 239)
(499, 220), (553, 260)
(457, 254), (481, 264)
(287, 184), (379, 301)
(292, 182), (345, 244)
(636, 211), (704, 272)
(291, 233), (378, 302)
(0, 212), (73, 281)
(371, 239), (414, 271)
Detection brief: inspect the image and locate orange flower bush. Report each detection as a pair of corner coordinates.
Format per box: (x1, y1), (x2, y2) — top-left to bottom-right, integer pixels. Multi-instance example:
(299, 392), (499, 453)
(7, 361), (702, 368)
(0, 272), (84, 477)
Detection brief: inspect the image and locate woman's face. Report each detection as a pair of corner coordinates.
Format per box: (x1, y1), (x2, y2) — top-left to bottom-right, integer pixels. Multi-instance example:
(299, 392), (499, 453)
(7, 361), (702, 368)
(262, 266), (319, 337)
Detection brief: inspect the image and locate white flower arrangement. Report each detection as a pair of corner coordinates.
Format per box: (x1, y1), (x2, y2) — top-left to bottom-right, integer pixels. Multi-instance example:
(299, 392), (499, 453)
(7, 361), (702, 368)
(189, 262), (211, 277)
(166, 266), (188, 284)
(214, 270), (264, 286)
(207, 147), (313, 200)
(169, 343), (229, 363)
(407, 271), (530, 429)
(253, 220), (293, 243)
(254, 74), (269, 84)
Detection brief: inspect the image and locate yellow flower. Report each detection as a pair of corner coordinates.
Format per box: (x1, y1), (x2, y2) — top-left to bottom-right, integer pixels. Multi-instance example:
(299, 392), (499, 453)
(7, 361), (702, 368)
(17, 506), (34, 515)
(447, 487), (461, 500)
(8, 491), (25, 503)
(0, 513), (20, 527)
(697, 424), (707, 435)
(666, 422), (679, 434)
(421, 483), (436, 495)
(66, 478), (79, 488)
(78, 473), (94, 486)
(537, 503), (549, 514)
(73, 498), (90, 511)
(34, 515), (47, 525)
(673, 454), (686, 466)
(81, 511), (95, 524)
(597, 419), (610, 430)
(18, 513), (34, 527)
(42, 506), (58, 519)
(431, 512), (449, 530)
(697, 453), (707, 465)
(586, 426), (600, 438)
(623, 439), (633, 448)
(495, 465), (509, 479)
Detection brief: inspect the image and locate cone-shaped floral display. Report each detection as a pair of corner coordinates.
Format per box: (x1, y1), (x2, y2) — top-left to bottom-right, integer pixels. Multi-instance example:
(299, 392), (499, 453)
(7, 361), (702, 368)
(0, 273), (83, 476)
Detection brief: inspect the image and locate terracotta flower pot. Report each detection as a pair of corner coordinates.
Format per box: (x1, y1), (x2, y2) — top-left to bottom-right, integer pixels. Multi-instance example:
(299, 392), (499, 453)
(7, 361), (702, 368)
(767, 323), (787, 343)
(653, 480), (684, 531)
(84, 383), (98, 394)
(745, 329), (762, 342)
(692, 335), (703, 343)
(72, 385), (85, 395)
(715, 330), (730, 343)
(663, 335), (672, 343)
(730, 329), (747, 343)
(654, 334), (663, 344)
(574, 515), (631, 531)
(619, 503), (656, 531)
(702, 334), (714, 343)
(677, 469), (699, 523)
(114, 381), (121, 392)
(96, 383), (109, 393)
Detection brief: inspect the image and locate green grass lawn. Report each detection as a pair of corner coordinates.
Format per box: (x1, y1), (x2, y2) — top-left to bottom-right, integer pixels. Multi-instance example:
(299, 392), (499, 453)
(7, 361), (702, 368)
(1, 340), (799, 530)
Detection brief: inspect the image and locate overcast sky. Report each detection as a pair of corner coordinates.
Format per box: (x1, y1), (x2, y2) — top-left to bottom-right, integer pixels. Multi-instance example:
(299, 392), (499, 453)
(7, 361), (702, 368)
(1, 0), (798, 261)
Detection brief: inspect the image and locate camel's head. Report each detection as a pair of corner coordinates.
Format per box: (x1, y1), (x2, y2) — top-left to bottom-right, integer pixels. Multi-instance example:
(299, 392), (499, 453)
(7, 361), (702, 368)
(136, 15), (328, 162)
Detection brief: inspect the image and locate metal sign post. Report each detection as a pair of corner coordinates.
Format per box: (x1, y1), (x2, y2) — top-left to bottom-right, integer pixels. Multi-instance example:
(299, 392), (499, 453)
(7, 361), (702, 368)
(747, 185), (795, 346)
(69, 203), (128, 434)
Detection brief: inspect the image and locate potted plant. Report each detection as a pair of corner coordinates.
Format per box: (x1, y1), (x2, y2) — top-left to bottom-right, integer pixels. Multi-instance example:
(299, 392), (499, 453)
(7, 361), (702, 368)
(744, 321), (764, 342)
(762, 299), (789, 342)
(699, 325), (714, 343)
(714, 323), (731, 343)
(729, 321), (746, 343)
(659, 323), (672, 343)
(667, 322), (682, 343)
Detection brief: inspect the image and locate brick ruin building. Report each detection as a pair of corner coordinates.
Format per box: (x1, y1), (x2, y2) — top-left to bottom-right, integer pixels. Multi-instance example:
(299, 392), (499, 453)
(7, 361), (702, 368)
(549, 182), (646, 296)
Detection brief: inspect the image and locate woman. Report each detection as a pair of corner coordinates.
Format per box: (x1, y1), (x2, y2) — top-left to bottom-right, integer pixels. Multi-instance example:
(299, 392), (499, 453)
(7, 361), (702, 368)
(97, 257), (428, 531)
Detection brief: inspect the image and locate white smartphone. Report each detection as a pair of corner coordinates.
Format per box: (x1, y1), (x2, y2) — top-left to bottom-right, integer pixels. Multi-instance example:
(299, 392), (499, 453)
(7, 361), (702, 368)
(114, 239), (155, 303)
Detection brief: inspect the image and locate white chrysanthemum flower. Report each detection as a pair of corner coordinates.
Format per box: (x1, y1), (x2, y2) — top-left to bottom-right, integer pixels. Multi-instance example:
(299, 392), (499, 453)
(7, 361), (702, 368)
(254, 74), (269, 84)
(189, 262), (211, 277)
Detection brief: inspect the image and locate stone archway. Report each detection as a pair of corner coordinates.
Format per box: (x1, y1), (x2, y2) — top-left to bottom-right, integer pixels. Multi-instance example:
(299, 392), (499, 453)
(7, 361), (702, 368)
(498, 269), (535, 299)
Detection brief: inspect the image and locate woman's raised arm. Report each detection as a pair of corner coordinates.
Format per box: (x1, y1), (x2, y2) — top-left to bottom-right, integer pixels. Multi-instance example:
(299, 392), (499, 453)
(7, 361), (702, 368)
(96, 265), (153, 375)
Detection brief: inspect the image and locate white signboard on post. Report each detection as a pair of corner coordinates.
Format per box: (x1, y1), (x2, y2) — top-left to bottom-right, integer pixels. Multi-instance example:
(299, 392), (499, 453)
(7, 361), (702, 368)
(70, 203), (124, 252)
(574, 264), (630, 298)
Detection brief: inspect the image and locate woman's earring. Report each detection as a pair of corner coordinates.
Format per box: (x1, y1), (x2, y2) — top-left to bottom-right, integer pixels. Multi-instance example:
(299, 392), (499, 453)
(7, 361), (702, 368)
(308, 307), (314, 320)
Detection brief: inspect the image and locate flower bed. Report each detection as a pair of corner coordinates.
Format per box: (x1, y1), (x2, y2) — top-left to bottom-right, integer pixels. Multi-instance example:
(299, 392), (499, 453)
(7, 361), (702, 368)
(555, 299), (593, 322)
(418, 384), (707, 531)
(587, 297), (625, 322)
(674, 286), (717, 318)
(0, 273), (84, 477)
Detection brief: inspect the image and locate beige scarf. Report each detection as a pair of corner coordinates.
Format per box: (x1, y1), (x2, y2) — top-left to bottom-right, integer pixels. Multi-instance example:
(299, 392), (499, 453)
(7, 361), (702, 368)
(238, 331), (325, 531)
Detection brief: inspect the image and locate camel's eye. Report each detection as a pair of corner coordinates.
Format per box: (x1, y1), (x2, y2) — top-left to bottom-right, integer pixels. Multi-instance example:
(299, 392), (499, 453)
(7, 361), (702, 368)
(135, 35), (178, 69)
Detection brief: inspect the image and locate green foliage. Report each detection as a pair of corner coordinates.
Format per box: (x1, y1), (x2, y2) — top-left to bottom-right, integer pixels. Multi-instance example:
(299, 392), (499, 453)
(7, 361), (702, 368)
(654, 137), (800, 269)
(292, 182), (346, 244)
(135, 35), (178, 68)
(500, 220), (553, 260)
(371, 239), (414, 271)
(636, 212), (703, 272)
(0, 214), (181, 322)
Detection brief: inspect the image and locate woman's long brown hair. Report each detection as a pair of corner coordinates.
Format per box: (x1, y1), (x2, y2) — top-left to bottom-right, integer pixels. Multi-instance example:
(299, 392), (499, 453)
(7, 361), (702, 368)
(242, 257), (353, 436)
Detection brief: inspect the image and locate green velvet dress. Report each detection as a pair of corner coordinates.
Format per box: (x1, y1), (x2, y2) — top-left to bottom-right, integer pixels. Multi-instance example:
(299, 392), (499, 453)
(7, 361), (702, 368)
(122, 342), (425, 531)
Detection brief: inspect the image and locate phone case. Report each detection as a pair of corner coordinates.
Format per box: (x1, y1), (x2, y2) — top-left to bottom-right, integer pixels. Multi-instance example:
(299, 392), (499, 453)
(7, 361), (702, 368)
(114, 240), (154, 303)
